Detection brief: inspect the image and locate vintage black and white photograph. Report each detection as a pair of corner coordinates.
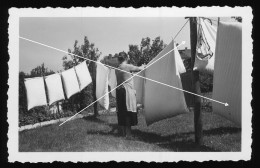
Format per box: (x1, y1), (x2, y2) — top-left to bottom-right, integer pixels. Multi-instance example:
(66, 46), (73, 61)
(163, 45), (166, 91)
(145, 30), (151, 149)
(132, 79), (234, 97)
(8, 7), (252, 162)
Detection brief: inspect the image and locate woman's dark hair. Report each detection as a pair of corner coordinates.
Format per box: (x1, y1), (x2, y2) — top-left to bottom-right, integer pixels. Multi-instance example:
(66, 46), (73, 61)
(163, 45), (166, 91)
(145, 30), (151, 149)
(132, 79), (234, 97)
(117, 52), (128, 63)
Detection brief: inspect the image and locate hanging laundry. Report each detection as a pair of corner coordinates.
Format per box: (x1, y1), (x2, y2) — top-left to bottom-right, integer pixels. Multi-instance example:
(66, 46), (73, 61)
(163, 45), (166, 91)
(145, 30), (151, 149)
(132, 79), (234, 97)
(144, 40), (189, 125)
(212, 21), (242, 127)
(61, 67), (80, 99)
(108, 68), (117, 98)
(174, 43), (187, 74)
(96, 62), (110, 110)
(133, 71), (145, 104)
(194, 18), (217, 73)
(24, 77), (47, 111)
(45, 73), (65, 105)
(74, 61), (92, 91)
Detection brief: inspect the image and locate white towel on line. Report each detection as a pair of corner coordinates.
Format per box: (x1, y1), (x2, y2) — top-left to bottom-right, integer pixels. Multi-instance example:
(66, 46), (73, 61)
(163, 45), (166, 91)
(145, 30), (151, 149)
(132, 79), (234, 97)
(45, 73), (65, 105)
(61, 67), (80, 99)
(74, 61), (92, 91)
(24, 77), (47, 110)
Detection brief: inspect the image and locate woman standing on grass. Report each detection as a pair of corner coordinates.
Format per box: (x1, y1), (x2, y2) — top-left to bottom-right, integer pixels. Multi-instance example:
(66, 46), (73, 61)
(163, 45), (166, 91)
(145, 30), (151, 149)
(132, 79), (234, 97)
(115, 52), (145, 139)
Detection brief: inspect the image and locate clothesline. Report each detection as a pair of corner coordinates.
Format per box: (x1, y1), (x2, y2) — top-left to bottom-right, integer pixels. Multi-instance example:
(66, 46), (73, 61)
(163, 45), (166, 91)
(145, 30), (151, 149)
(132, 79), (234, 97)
(20, 36), (227, 107)
(173, 18), (190, 40)
(172, 17), (217, 43)
(58, 41), (186, 126)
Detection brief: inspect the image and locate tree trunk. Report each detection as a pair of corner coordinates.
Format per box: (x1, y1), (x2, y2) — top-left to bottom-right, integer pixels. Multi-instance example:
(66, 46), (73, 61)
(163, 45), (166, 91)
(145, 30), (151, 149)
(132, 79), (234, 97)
(90, 58), (98, 117)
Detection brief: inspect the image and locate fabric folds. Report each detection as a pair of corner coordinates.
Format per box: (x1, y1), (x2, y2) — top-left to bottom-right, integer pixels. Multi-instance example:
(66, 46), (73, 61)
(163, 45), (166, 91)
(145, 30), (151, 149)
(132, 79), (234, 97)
(194, 18), (217, 73)
(212, 21), (242, 127)
(143, 40), (189, 125)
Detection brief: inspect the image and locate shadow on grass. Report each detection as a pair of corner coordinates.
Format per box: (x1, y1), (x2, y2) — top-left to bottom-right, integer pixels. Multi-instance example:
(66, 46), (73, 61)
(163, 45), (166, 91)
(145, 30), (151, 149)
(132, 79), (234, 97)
(86, 123), (223, 151)
(172, 126), (241, 138)
(203, 127), (241, 136)
(82, 115), (106, 124)
(131, 129), (219, 152)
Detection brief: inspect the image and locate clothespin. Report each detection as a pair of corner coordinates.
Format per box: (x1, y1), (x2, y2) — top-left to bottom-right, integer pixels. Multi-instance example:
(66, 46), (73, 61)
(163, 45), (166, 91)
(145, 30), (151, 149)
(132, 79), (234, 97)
(200, 17), (213, 25)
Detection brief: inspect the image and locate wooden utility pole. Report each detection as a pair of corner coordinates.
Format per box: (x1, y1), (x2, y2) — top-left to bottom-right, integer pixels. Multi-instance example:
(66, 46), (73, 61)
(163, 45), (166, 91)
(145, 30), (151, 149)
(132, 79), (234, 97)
(189, 17), (203, 145)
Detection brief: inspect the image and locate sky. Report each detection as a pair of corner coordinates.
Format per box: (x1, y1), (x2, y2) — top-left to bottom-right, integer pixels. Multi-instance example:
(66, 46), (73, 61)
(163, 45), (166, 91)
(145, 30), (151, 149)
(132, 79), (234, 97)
(19, 17), (225, 74)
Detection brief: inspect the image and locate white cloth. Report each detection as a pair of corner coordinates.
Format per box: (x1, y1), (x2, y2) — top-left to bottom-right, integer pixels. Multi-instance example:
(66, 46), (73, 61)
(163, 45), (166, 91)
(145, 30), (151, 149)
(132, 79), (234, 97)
(45, 73), (65, 105)
(174, 43), (187, 74)
(144, 40), (189, 125)
(194, 18), (217, 73)
(108, 68), (117, 98)
(133, 71), (145, 104)
(212, 21), (242, 127)
(74, 61), (92, 91)
(61, 68), (80, 99)
(24, 77), (47, 110)
(132, 44), (185, 106)
(96, 62), (110, 110)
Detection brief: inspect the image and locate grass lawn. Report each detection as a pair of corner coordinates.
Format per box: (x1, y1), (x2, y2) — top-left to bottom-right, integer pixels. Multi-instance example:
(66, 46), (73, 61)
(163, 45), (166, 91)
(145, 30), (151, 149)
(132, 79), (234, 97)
(19, 110), (241, 152)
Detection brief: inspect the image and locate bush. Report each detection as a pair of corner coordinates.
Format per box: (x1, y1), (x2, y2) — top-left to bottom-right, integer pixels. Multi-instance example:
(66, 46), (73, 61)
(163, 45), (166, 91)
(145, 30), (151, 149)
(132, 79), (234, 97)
(19, 70), (98, 126)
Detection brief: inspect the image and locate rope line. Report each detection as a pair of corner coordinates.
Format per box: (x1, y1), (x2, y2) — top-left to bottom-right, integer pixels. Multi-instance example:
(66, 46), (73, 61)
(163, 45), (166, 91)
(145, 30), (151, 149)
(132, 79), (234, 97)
(173, 18), (190, 40)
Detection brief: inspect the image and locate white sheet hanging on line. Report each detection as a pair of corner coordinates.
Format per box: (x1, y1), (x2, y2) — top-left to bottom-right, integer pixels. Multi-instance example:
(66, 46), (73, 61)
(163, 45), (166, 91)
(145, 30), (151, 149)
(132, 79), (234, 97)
(96, 62), (110, 110)
(194, 18), (217, 73)
(212, 21), (242, 127)
(45, 73), (65, 105)
(108, 68), (117, 98)
(61, 67), (80, 99)
(24, 77), (47, 111)
(143, 40), (189, 125)
(74, 61), (92, 91)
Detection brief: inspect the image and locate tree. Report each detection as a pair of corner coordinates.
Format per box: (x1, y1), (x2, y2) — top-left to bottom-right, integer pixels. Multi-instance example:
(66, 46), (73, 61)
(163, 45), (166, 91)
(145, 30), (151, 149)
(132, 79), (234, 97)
(127, 36), (166, 66)
(150, 36), (165, 61)
(62, 36), (101, 116)
(19, 71), (28, 112)
(30, 63), (54, 77)
(128, 45), (142, 66)
(101, 53), (119, 67)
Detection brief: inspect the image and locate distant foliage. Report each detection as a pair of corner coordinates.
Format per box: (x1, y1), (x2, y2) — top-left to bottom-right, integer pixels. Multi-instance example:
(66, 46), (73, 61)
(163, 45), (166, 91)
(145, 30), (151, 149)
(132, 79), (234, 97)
(127, 36), (166, 66)
(30, 63), (55, 77)
(232, 17), (242, 22)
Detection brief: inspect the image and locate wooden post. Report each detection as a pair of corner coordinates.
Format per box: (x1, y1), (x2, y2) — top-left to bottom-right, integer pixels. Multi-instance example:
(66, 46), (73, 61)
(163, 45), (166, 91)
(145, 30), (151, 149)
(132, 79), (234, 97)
(189, 17), (203, 145)
(90, 56), (98, 117)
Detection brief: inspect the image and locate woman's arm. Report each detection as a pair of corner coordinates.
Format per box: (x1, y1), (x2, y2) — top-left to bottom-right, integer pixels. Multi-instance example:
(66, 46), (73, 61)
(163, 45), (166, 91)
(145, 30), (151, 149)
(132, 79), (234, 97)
(126, 64), (145, 72)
